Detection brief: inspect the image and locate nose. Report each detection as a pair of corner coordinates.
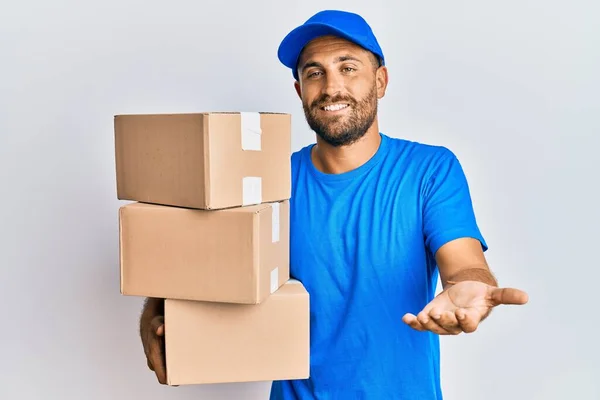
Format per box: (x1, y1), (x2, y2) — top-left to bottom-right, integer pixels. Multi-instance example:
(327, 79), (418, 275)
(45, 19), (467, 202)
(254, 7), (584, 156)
(322, 71), (344, 97)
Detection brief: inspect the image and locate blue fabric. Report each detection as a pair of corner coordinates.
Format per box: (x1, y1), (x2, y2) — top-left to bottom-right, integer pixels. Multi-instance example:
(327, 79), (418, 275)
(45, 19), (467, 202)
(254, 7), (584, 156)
(270, 133), (487, 400)
(277, 10), (385, 80)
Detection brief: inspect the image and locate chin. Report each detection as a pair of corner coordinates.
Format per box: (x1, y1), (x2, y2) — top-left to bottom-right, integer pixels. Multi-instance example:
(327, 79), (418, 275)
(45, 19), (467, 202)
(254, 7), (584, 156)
(317, 130), (367, 147)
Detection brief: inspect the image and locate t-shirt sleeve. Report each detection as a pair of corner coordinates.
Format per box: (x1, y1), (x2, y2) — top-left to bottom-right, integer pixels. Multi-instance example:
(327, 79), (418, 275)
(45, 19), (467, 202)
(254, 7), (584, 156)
(422, 148), (488, 256)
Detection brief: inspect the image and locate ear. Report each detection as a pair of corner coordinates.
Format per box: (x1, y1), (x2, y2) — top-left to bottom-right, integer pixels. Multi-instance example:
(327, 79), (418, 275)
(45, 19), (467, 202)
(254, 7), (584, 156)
(294, 81), (302, 100)
(375, 66), (389, 99)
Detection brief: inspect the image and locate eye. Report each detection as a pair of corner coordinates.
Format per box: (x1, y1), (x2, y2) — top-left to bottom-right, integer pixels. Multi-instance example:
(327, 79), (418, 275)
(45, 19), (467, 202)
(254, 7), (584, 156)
(342, 66), (357, 73)
(307, 71), (323, 78)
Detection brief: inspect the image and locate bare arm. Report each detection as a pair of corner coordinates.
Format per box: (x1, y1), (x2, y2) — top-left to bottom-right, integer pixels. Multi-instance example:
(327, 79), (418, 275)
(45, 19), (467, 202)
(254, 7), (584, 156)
(403, 236), (527, 334)
(435, 237), (497, 289)
(403, 149), (528, 334)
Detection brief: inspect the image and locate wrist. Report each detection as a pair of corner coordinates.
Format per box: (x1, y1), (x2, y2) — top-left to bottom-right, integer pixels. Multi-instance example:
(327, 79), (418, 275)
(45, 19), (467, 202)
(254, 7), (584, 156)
(444, 267), (497, 288)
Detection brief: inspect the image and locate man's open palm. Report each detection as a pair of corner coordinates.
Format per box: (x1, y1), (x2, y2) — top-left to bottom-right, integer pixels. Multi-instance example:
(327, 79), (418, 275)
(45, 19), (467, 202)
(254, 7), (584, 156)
(402, 280), (528, 335)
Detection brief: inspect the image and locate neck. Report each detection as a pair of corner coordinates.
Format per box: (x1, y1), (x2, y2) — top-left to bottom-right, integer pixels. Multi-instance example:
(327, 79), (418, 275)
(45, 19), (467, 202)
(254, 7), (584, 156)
(311, 122), (382, 175)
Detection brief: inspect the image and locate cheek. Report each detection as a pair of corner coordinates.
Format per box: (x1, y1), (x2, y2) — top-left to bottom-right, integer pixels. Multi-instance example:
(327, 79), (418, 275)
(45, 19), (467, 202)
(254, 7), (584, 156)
(300, 85), (321, 104)
(344, 76), (372, 94)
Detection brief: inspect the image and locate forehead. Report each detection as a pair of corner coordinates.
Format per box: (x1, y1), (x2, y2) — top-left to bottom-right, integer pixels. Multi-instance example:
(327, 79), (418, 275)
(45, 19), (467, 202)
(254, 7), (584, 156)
(298, 35), (369, 65)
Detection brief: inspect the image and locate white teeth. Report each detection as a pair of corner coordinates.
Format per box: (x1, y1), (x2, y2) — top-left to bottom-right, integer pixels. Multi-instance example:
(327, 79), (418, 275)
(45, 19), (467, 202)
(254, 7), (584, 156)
(323, 104), (349, 111)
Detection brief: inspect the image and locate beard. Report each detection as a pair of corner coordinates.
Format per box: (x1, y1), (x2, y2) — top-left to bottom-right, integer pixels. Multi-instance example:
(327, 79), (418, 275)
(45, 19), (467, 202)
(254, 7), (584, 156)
(302, 84), (378, 147)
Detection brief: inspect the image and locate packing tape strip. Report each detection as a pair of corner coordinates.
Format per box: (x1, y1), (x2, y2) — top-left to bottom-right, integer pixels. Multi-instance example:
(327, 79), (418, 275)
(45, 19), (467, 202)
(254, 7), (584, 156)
(271, 202), (280, 243)
(270, 267), (279, 294)
(240, 112), (262, 151)
(242, 177), (262, 205)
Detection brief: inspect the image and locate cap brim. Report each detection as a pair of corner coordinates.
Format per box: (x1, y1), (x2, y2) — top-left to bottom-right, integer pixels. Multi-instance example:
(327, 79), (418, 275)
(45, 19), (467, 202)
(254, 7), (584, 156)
(277, 22), (360, 73)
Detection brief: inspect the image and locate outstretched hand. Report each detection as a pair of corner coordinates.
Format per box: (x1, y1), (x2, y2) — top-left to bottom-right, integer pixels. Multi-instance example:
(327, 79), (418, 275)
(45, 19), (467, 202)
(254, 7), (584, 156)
(402, 280), (528, 335)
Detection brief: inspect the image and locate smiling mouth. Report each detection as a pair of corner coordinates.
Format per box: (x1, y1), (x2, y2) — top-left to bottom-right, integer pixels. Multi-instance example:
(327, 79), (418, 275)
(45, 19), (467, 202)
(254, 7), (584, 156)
(321, 103), (350, 112)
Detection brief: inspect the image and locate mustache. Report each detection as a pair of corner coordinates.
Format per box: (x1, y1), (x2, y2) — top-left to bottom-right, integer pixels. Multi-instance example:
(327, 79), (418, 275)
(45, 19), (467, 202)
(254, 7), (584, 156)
(310, 95), (356, 109)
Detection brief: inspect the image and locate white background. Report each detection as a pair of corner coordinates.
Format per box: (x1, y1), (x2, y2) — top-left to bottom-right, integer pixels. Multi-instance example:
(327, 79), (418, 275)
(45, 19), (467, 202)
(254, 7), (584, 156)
(1, 0), (598, 399)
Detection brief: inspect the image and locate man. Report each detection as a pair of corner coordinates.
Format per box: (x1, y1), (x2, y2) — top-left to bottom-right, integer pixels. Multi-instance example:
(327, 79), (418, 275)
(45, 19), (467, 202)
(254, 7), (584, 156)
(139, 9), (529, 399)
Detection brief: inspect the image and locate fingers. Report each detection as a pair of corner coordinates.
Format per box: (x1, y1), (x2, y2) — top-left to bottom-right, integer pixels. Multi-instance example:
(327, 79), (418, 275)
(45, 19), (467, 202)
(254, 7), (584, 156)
(149, 333), (167, 384)
(419, 309), (461, 335)
(404, 308), (482, 335)
(150, 316), (165, 336)
(489, 287), (529, 306)
(455, 307), (482, 333)
(402, 312), (459, 335)
(145, 315), (167, 384)
(402, 313), (425, 332)
(431, 310), (462, 334)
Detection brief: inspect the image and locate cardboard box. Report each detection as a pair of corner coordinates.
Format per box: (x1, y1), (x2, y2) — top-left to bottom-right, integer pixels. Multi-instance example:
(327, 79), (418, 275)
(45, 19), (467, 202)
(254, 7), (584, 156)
(114, 112), (292, 210)
(164, 279), (310, 385)
(119, 200), (290, 304)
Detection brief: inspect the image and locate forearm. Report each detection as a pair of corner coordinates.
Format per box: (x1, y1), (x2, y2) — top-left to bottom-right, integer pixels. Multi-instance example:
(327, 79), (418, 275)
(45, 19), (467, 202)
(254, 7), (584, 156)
(444, 265), (498, 289)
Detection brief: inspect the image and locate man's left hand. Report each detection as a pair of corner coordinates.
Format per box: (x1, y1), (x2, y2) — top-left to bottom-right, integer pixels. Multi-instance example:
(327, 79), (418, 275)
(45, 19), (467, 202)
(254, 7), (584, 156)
(402, 280), (529, 335)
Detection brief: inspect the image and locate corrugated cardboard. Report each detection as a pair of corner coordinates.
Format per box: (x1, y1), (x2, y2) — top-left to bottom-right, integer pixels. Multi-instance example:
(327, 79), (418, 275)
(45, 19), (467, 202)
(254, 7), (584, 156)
(114, 112), (292, 210)
(119, 200), (290, 304)
(164, 280), (310, 386)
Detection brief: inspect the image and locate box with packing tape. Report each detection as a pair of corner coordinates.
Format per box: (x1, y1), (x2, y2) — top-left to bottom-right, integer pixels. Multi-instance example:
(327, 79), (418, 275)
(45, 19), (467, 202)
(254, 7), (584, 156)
(119, 200), (289, 304)
(114, 112), (292, 210)
(164, 279), (310, 386)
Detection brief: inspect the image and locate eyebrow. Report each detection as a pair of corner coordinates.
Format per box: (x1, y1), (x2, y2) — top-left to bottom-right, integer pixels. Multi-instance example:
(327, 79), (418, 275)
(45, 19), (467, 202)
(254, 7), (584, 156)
(334, 55), (363, 64)
(299, 55), (364, 73)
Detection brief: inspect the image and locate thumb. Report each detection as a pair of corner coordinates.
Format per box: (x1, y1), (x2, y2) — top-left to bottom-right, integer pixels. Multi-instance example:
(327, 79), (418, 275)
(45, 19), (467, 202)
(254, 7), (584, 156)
(489, 287), (529, 306)
(150, 316), (165, 336)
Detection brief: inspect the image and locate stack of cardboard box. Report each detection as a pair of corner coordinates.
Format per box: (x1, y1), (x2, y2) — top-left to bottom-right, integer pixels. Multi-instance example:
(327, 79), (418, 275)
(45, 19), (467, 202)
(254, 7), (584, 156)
(113, 112), (310, 386)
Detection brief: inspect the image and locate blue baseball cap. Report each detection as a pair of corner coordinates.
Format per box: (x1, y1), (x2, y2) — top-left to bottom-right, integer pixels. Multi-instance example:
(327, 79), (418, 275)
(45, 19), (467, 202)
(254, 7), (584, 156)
(277, 10), (385, 80)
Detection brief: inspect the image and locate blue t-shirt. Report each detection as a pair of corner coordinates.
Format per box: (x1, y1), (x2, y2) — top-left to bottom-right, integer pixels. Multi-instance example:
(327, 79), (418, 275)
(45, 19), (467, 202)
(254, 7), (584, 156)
(270, 133), (487, 400)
